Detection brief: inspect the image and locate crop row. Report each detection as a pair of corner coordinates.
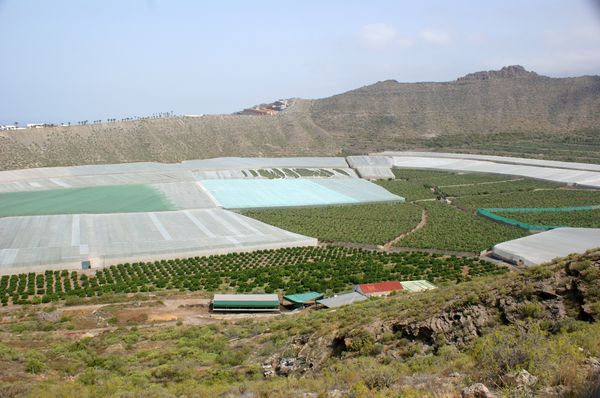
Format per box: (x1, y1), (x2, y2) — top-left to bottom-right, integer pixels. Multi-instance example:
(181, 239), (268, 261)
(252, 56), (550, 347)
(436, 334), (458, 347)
(0, 246), (506, 305)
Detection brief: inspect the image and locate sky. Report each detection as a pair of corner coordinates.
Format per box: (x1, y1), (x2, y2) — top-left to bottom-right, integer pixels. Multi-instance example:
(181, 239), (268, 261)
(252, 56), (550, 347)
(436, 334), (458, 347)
(1, 0), (600, 125)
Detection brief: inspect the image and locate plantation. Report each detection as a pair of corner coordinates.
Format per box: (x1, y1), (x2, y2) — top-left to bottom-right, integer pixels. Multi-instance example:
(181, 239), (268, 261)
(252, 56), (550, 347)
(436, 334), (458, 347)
(438, 178), (562, 197)
(494, 208), (600, 229)
(244, 203), (422, 244)
(375, 179), (436, 201)
(0, 246), (505, 305)
(455, 189), (600, 210)
(375, 169), (559, 202)
(397, 201), (526, 252)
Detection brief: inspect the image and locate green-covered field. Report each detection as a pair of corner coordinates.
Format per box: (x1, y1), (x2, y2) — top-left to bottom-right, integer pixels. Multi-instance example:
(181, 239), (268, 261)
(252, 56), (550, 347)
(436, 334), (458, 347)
(0, 246), (506, 305)
(397, 201), (526, 252)
(244, 203), (422, 244)
(0, 185), (174, 217)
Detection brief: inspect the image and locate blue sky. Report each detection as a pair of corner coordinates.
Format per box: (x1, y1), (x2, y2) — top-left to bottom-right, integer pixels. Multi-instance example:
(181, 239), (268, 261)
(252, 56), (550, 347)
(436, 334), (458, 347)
(1, 0), (600, 125)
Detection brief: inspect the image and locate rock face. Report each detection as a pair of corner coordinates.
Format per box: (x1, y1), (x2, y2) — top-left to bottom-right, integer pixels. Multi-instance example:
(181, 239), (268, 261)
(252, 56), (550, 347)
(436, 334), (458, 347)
(392, 304), (496, 347)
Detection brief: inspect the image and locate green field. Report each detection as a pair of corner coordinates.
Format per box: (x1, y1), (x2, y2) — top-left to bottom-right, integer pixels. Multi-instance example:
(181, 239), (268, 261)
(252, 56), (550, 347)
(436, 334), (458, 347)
(244, 203), (422, 245)
(397, 201), (526, 252)
(1, 246), (506, 305)
(0, 185), (174, 217)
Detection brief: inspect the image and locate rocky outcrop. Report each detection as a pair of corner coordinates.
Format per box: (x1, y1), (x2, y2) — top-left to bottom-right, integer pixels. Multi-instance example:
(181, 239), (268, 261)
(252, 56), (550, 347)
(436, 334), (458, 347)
(392, 304), (496, 347)
(458, 65), (539, 81)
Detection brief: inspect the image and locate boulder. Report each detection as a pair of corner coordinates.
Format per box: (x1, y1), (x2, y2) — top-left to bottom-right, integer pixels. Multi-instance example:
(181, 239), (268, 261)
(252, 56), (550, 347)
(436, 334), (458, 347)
(461, 383), (495, 398)
(505, 369), (537, 387)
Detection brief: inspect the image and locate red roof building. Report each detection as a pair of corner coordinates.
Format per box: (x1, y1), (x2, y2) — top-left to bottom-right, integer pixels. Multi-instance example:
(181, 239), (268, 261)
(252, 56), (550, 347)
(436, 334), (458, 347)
(353, 281), (403, 297)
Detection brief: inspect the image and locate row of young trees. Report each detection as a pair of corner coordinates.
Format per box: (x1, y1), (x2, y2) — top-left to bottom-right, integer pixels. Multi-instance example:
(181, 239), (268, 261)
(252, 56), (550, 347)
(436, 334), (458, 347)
(0, 247), (506, 305)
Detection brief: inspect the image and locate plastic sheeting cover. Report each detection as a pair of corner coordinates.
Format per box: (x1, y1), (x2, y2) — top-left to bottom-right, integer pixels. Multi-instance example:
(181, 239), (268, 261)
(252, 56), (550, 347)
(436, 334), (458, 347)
(492, 227), (600, 266)
(199, 178), (404, 209)
(0, 209), (318, 272)
(387, 156), (600, 188)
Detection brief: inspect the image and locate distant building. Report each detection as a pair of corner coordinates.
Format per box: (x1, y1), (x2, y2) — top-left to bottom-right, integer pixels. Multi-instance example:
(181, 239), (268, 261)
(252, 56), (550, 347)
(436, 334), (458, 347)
(26, 123), (45, 129)
(212, 293), (280, 312)
(353, 281), (403, 297)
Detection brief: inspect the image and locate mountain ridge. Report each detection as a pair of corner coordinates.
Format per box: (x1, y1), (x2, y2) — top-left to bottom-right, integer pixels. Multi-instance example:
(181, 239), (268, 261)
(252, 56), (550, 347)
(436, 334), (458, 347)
(1, 65), (599, 170)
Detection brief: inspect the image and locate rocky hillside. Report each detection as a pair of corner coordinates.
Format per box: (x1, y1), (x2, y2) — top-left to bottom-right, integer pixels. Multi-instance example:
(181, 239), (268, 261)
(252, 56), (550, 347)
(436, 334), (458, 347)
(1, 66), (599, 170)
(0, 251), (599, 397)
(311, 66), (600, 153)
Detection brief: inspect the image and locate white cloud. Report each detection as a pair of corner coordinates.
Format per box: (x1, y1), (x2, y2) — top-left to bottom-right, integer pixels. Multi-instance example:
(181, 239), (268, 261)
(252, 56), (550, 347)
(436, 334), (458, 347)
(420, 29), (451, 45)
(359, 23), (412, 50)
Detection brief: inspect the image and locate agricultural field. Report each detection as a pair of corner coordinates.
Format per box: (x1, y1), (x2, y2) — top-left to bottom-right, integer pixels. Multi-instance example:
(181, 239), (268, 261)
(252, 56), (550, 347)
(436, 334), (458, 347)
(438, 178), (562, 197)
(494, 208), (600, 229)
(0, 246), (505, 305)
(374, 169), (560, 202)
(244, 203), (422, 244)
(455, 189), (600, 210)
(375, 179), (436, 201)
(0, 185), (174, 217)
(397, 201), (526, 252)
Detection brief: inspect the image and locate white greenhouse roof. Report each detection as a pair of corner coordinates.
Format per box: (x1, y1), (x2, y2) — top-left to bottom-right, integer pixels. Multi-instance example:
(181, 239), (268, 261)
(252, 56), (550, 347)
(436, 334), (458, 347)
(199, 178), (403, 209)
(317, 292), (368, 308)
(0, 157), (350, 193)
(492, 228), (600, 266)
(374, 151), (600, 173)
(401, 280), (437, 292)
(0, 209), (317, 273)
(380, 155), (600, 188)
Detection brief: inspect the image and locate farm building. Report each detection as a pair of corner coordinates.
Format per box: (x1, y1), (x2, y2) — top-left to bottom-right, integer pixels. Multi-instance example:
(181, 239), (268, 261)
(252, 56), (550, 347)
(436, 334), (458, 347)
(212, 294), (280, 312)
(492, 227), (600, 266)
(283, 291), (323, 308)
(316, 292), (368, 308)
(401, 280), (437, 292)
(353, 281), (403, 297)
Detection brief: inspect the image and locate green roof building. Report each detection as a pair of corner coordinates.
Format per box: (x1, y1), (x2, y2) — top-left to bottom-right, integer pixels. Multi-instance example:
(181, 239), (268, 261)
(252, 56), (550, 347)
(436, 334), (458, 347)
(212, 294), (280, 312)
(283, 291), (324, 306)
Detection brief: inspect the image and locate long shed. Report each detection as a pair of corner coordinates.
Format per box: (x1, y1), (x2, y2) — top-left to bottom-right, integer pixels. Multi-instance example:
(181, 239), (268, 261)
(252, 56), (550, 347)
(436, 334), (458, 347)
(212, 294), (280, 312)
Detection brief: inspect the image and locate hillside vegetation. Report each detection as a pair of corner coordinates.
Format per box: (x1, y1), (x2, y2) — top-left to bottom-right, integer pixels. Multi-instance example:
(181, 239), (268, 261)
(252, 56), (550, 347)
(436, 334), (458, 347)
(2, 66), (600, 170)
(0, 250), (599, 397)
